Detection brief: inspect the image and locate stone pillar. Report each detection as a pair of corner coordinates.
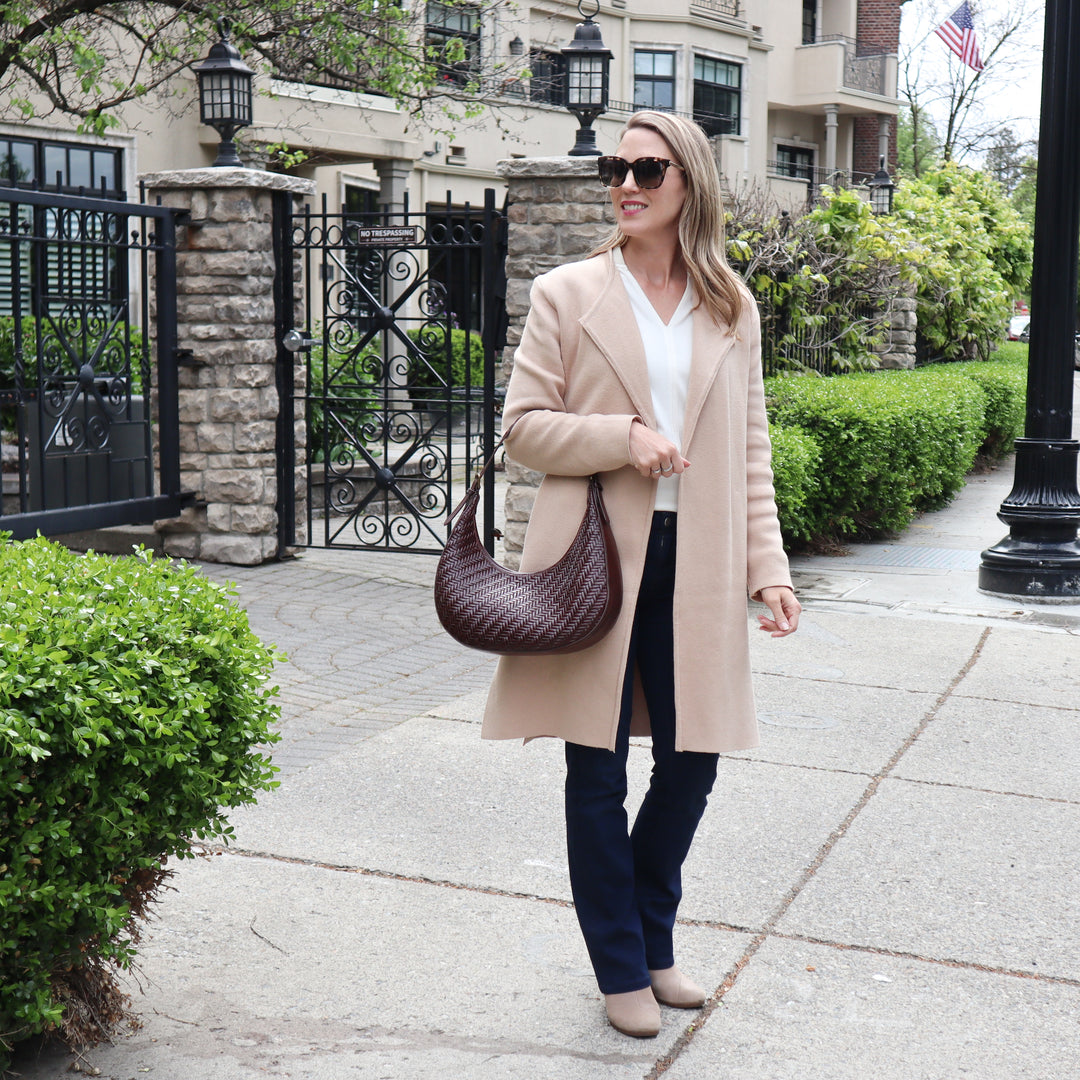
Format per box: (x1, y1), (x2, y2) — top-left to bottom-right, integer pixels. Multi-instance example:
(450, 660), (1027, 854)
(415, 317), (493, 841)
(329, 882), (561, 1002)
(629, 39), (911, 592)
(375, 158), (413, 216)
(495, 157), (614, 568)
(877, 115), (891, 169)
(823, 104), (839, 179)
(875, 288), (918, 370)
(140, 167), (315, 565)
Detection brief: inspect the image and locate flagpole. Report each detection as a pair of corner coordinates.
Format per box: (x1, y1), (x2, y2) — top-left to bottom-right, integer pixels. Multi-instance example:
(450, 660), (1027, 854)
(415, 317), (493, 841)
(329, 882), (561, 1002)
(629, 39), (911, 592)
(979, 0), (1080, 597)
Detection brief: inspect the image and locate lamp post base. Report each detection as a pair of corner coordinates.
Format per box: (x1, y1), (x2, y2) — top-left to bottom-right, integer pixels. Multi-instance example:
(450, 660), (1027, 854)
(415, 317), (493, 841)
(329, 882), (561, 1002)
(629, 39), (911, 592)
(978, 438), (1080, 598)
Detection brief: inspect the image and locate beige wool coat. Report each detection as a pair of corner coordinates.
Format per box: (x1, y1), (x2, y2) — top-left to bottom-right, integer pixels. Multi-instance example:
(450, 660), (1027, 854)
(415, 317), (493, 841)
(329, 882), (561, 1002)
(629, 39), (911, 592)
(482, 251), (792, 754)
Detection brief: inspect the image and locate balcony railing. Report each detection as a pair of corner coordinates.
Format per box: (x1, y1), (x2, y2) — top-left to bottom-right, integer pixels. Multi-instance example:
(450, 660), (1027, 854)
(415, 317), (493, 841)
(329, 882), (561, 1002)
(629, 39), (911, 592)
(813, 35), (893, 97)
(608, 100), (739, 136)
(691, 0), (741, 16)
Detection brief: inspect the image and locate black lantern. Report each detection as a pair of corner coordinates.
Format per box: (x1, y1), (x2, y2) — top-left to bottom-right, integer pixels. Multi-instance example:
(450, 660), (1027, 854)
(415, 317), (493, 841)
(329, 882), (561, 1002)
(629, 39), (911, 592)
(561, 0), (612, 156)
(194, 19), (254, 168)
(868, 156), (895, 215)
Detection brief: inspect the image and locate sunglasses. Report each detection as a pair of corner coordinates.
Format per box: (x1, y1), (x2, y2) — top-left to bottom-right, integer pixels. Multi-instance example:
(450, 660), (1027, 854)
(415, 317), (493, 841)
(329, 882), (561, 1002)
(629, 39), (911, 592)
(597, 156), (684, 190)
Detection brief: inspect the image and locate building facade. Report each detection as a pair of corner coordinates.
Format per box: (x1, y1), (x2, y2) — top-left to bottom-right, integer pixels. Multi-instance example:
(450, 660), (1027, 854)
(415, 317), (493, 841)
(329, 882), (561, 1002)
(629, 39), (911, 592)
(1, 1), (902, 217)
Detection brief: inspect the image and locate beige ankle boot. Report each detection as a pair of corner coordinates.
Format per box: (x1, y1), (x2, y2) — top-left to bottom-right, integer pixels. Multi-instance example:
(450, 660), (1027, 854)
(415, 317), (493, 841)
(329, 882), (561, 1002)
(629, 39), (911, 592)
(604, 987), (661, 1037)
(648, 965), (707, 1008)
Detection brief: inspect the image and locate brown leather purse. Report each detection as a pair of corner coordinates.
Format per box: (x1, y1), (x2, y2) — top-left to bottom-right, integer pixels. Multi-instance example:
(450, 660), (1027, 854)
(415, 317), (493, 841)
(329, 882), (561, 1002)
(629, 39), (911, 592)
(434, 436), (622, 655)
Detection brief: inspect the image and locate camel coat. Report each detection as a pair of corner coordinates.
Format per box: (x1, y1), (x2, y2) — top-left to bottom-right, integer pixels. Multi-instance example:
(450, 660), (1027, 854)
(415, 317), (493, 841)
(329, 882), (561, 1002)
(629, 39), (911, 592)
(482, 251), (792, 754)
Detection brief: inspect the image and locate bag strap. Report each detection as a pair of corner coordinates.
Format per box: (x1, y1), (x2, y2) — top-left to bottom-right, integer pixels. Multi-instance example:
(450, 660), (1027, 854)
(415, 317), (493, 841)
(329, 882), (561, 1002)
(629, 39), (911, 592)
(444, 418), (605, 529)
(444, 417), (520, 527)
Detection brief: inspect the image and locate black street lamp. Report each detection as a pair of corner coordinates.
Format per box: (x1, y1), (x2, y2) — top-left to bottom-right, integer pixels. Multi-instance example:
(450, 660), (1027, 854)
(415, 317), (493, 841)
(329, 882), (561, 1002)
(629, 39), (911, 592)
(979, 0), (1080, 598)
(561, 1), (612, 157)
(867, 156), (895, 215)
(194, 19), (255, 168)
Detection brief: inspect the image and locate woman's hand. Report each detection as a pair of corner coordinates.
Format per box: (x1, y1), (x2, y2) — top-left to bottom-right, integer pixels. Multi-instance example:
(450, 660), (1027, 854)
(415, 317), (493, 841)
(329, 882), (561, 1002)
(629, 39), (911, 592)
(629, 419), (690, 480)
(757, 586), (801, 637)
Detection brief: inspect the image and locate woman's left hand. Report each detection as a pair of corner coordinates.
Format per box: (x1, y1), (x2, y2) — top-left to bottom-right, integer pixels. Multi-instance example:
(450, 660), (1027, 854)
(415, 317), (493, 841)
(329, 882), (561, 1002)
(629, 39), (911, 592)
(757, 586), (801, 637)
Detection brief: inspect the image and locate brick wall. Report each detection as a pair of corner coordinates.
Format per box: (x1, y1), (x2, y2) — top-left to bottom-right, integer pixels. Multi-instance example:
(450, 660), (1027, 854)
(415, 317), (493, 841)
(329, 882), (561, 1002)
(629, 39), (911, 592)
(855, 0), (903, 175)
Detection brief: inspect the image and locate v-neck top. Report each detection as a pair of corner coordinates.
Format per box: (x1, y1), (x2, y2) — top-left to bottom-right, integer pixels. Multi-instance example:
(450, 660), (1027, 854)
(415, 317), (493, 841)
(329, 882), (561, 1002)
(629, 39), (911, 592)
(614, 247), (695, 512)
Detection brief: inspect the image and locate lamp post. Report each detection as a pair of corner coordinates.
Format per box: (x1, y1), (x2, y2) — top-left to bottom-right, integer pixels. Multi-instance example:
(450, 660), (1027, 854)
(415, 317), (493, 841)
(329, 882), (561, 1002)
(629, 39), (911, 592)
(979, 0), (1080, 598)
(194, 19), (255, 168)
(867, 156), (895, 215)
(561, 0), (612, 157)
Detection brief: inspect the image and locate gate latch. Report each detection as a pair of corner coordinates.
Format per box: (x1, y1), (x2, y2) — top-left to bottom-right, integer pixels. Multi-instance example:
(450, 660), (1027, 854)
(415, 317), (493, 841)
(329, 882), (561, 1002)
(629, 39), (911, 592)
(281, 329), (316, 353)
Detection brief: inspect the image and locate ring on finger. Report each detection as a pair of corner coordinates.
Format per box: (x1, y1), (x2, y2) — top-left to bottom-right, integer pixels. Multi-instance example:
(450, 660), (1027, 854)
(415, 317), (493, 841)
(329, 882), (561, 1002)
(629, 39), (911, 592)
(651, 466), (662, 474)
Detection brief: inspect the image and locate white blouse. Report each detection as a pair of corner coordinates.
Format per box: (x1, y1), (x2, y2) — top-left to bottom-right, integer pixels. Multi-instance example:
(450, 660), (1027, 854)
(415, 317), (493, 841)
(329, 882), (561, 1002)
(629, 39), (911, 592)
(614, 247), (695, 512)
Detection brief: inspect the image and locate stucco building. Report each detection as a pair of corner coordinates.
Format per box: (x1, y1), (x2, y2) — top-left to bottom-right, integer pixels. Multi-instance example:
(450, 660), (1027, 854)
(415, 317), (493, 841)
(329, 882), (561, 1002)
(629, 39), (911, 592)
(1, 1), (902, 215)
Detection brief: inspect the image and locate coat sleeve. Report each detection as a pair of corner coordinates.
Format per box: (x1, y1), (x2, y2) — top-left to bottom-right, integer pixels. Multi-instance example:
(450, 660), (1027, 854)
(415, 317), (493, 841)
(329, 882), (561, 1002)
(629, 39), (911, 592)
(743, 303), (794, 600)
(501, 274), (639, 476)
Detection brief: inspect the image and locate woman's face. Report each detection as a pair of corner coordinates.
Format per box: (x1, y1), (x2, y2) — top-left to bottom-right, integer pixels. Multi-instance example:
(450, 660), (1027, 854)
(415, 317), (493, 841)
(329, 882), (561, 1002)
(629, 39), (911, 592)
(609, 126), (688, 243)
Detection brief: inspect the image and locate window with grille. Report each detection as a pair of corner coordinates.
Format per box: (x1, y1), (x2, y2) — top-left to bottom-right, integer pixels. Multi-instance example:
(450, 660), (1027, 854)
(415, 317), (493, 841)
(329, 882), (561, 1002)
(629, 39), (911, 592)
(0, 137), (125, 318)
(426, 2), (481, 87)
(775, 145), (814, 180)
(693, 57), (740, 137)
(529, 50), (566, 106)
(633, 51), (676, 111)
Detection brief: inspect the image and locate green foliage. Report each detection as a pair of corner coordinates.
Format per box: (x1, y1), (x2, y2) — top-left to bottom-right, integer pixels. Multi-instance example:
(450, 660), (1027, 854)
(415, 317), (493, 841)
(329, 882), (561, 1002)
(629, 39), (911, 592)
(0, 317), (147, 432)
(0, 540), (280, 1061)
(726, 188), (909, 374)
(897, 101), (942, 178)
(767, 424), (822, 545)
(0, 1), (521, 137)
(766, 368), (988, 542)
(893, 164), (1032, 361)
(945, 352), (1028, 459)
(406, 327), (485, 399)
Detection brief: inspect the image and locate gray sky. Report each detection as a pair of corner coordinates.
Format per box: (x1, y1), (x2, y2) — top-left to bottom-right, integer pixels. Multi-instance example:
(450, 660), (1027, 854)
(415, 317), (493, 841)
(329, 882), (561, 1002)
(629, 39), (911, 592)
(900, 0), (1045, 156)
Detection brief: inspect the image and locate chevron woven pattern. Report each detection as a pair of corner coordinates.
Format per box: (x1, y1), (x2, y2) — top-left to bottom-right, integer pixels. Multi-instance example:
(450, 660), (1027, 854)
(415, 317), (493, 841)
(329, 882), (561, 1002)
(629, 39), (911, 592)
(434, 476), (622, 655)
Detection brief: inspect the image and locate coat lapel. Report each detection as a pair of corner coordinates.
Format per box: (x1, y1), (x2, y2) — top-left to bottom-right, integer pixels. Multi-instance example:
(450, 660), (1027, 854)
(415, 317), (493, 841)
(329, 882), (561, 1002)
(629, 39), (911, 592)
(578, 254), (656, 428)
(682, 308), (739, 451)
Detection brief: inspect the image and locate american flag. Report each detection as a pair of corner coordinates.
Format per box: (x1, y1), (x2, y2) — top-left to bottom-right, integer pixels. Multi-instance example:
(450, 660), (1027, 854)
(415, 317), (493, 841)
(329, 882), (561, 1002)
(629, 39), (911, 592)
(935, 2), (986, 72)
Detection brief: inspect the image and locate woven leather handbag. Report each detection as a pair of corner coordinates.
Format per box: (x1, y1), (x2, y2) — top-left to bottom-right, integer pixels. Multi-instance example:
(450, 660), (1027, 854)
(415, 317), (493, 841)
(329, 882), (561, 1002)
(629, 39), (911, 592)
(434, 439), (622, 655)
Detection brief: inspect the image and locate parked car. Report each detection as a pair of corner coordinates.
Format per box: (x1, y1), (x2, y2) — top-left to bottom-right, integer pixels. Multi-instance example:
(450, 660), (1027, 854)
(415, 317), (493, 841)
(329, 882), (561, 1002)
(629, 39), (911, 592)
(1008, 314), (1031, 341)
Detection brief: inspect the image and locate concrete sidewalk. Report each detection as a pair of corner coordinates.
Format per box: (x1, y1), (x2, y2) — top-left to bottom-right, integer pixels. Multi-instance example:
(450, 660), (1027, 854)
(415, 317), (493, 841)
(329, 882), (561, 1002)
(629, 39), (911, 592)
(11, 456), (1080, 1080)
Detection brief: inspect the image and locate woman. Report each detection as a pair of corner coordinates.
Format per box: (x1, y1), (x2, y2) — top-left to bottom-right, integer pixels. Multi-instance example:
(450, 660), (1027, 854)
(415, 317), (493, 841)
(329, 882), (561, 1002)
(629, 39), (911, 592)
(483, 112), (800, 1038)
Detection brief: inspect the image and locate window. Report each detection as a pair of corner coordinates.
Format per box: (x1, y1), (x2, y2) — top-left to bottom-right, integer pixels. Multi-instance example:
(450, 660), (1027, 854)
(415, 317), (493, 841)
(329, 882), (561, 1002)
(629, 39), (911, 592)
(0, 136), (123, 197)
(0, 137), (126, 318)
(633, 51), (676, 111)
(529, 50), (566, 106)
(693, 57), (740, 136)
(775, 145), (814, 181)
(802, 0), (817, 45)
(426, 2), (480, 87)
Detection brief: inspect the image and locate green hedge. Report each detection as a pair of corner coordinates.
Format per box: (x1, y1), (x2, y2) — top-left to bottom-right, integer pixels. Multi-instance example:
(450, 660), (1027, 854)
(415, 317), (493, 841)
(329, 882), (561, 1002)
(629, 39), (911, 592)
(766, 358), (1027, 545)
(0, 539), (280, 1065)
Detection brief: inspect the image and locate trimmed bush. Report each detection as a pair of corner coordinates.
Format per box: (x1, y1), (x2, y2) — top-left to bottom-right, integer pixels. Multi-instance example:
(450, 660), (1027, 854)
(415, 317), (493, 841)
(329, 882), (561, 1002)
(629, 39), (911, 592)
(768, 424), (822, 545)
(766, 369), (985, 541)
(945, 357), (1027, 460)
(0, 539), (280, 1065)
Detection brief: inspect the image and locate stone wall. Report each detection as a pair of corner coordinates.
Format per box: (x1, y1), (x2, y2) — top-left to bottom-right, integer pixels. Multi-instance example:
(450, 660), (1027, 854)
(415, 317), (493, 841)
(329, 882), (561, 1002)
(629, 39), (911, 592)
(876, 293), (918, 370)
(496, 157), (615, 569)
(141, 168), (314, 565)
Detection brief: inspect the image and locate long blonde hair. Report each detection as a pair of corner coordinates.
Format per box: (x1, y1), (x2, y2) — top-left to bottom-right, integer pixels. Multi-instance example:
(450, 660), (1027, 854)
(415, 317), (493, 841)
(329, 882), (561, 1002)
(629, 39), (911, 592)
(591, 111), (746, 330)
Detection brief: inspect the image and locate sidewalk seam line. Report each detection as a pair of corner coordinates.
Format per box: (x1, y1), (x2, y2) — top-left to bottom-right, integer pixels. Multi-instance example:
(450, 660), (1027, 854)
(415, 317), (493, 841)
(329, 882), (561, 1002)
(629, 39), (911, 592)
(646, 625), (993, 1079)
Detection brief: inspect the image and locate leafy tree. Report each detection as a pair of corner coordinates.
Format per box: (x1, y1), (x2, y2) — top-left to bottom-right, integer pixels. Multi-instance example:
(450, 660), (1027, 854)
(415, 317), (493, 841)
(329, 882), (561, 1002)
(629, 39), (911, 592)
(0, 0), (528, 137)
(897, 99), (942, 178)
(983, 126), (1035, 196)
(893, 162), (1031, 360)
(899, 0), (1041, 165)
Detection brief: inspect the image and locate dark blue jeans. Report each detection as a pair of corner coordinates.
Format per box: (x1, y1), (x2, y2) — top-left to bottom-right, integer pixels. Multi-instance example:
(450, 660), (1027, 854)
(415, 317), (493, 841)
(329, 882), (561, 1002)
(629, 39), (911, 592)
(564, 512), (720, 995)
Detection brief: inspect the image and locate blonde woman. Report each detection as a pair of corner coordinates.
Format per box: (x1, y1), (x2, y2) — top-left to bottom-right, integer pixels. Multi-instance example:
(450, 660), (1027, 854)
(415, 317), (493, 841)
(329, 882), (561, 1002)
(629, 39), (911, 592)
(484, 112), (800, 1037)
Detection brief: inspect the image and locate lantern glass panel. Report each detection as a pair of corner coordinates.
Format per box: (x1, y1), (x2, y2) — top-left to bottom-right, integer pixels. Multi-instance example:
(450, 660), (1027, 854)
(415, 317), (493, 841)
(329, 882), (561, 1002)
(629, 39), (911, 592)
(567, 56), (605, 108)
(870, 185), (892, 215)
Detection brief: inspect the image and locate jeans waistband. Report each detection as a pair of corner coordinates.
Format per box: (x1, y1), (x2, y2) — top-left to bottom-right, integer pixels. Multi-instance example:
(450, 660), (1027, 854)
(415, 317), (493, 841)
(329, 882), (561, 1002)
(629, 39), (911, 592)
(652, 511), (677, 530)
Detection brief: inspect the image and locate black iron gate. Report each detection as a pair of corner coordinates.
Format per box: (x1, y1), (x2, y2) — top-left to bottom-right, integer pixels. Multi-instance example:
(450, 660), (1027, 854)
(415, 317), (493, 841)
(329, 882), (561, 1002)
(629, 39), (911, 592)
(274, 189), (506, 554)
(0, 186), (187, 539)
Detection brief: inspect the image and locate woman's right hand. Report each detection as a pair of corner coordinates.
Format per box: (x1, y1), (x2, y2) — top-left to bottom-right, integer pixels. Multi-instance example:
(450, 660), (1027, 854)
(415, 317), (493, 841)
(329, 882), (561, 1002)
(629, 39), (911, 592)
(629, 419), (691, 480)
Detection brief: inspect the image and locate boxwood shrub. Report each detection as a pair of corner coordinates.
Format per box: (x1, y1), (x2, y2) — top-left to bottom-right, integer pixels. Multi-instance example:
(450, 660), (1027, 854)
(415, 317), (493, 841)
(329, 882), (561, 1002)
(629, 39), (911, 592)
(768, 423), (822, 546)
(766, 369), (986, 541)
(0, 539), (280, 1065)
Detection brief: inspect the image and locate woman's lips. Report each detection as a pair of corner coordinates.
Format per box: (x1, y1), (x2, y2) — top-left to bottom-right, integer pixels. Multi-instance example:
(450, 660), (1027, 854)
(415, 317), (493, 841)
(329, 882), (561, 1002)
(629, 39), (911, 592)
(620, 201), (648, 215)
